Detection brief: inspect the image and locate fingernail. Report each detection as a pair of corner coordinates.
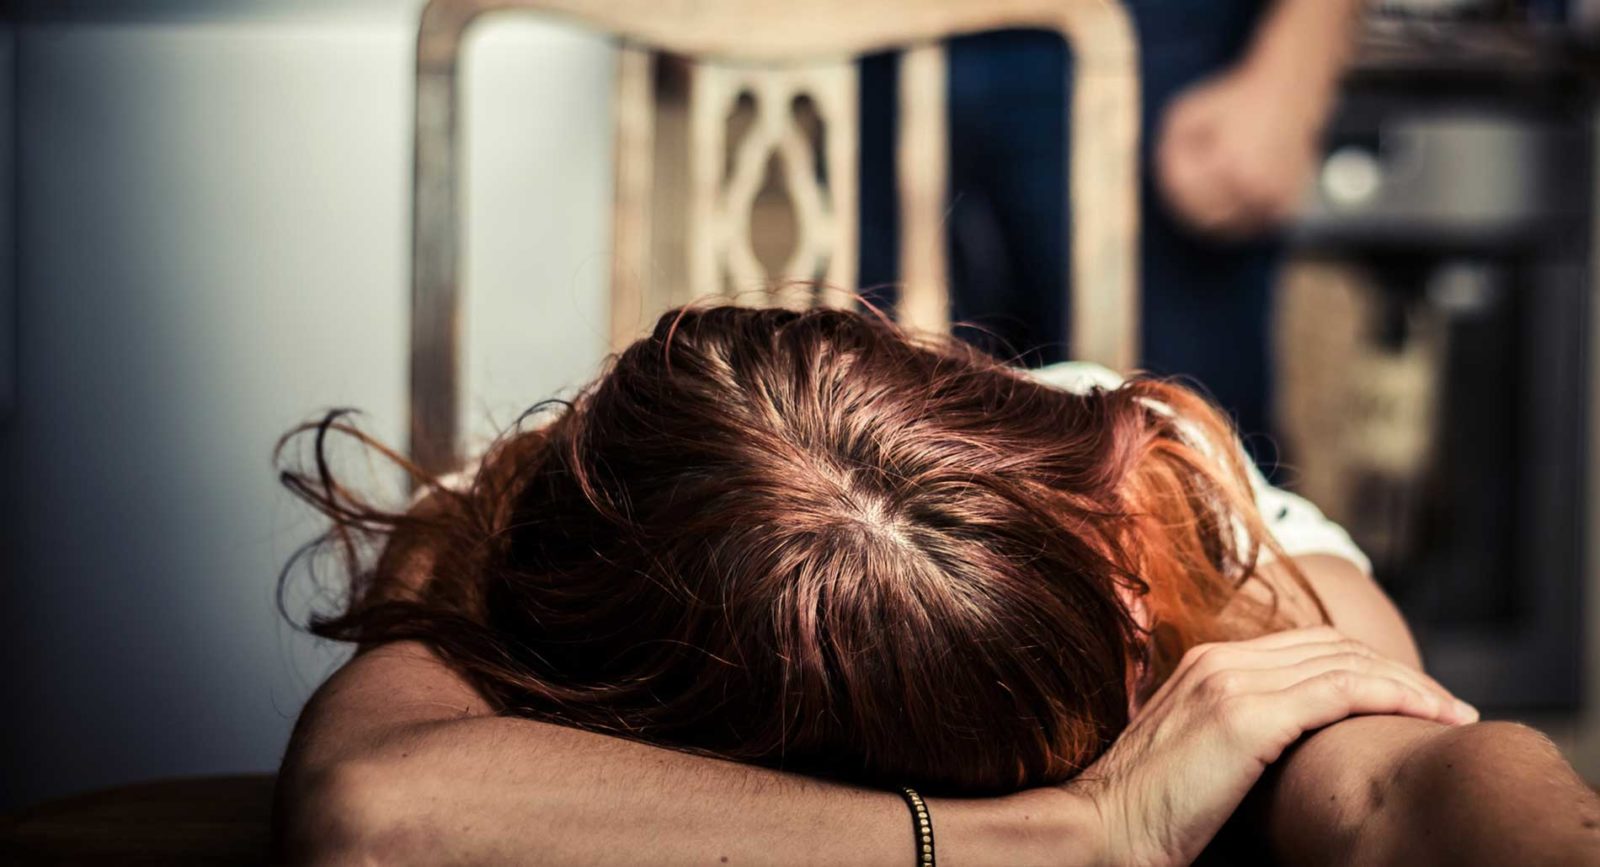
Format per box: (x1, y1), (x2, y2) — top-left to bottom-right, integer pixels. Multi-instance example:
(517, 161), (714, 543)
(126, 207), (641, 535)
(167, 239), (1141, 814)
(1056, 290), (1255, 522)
(1453, 700), (1479, 724)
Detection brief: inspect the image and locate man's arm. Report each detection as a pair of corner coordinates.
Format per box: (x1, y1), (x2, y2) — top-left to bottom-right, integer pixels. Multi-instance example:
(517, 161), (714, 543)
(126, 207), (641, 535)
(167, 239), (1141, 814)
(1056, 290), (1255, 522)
(1254, 555), (1600, 866)
(273, 641), (1097, 867)
(1157, 0), (1366, 236)
(1244, 0), (1367, 115)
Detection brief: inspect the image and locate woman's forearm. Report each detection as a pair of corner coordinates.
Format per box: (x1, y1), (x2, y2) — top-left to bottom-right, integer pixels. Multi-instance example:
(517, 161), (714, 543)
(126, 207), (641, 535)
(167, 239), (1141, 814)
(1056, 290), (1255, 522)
(289, 715), (1099, 867)
(1260, 717), (1600, 867)
(288, 714), (910, 866)
(1349, 721), (1600, 866)
(1247, 557), (1598, 864)
(275, 642), (1099, 867)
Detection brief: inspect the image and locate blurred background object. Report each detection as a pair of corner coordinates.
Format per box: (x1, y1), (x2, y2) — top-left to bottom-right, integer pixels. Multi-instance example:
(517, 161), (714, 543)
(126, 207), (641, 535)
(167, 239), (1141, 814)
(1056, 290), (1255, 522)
(1275, 0), (1594, 717)
(406, 0), (1139, 476)
(3, 0), (1600, 828)
(0, 0), (620, 815)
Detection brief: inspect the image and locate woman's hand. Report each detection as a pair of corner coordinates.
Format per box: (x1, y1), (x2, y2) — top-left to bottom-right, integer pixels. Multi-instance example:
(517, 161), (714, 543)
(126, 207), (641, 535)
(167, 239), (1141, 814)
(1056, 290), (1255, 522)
(1069, 626), (1478, 867)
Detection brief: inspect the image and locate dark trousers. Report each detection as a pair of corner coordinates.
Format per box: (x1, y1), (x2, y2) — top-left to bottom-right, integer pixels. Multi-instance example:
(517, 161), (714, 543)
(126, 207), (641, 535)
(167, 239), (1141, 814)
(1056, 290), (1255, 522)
(859, 0), (1278, 450)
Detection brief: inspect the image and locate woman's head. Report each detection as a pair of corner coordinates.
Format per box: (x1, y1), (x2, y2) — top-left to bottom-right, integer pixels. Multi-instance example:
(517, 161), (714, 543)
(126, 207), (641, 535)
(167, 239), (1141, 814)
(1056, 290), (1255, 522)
(283, 303), (1316, 795)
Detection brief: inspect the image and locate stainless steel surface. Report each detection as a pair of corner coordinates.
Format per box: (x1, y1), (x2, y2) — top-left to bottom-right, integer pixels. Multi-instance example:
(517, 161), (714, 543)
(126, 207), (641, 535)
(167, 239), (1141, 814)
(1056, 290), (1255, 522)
(1299, 109), (1588, 245)
(1373, 0), (1501, 16)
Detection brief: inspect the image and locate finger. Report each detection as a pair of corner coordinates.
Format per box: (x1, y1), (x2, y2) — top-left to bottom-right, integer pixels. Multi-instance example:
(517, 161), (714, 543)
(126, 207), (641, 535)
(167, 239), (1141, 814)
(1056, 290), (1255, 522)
(1207, 205), (1273, 240)
(1256, 177), (1307, 224)
(1157, 95), (1213, 151)
(1226, 653), (1474, 723)
(1175, 170), (1248, 234)
(1165, 143), (1263, 236)
(1165, 630), (1463, 717)
(1250, 641), (1459, 705)
(1168, 628), (1341, 681)
(1215, 637), (1446, 688)
(1157, 138), (1241, 231)
(1228, 628), (1458, 699)
(1232, 626), (1345, 651)
(1183, 630), (1464, 709)
(1197, 167), (1270, 238)
(1292, 649), (1459, 710)
(1216, 673), (1464, 765)
(1276, 671), (1471, 733)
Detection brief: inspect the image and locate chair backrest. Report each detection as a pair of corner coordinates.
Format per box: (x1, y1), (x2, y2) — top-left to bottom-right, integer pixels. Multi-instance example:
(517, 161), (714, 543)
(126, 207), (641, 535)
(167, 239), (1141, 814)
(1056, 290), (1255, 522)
(410, 0), (1140, 474)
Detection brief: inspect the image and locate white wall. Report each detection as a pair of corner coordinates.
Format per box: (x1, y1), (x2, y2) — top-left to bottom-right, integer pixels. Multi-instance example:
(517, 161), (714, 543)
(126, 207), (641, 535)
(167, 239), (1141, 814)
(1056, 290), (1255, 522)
(0, 5), (614, 810)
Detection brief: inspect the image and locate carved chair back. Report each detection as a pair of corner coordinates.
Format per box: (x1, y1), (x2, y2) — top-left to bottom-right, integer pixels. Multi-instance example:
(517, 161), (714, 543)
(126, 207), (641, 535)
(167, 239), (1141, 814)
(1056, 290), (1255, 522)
(410, 0), (1140, 472)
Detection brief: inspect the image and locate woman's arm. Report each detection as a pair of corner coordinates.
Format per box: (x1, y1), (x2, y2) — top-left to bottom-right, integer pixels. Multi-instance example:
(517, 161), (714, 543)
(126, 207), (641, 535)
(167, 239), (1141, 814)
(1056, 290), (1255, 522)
(273, 640), (1098, 867)
(270, 566), (1489, 867)
(1267, 715), (1600, 866)
(275, 486), (1100, 865)
(1252, 555), (1600, 866)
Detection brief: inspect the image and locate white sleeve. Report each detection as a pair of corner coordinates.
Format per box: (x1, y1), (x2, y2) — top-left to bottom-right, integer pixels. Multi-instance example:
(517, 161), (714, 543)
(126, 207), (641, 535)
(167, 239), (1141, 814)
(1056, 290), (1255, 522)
(1242, 458), (1372, 574)
(407, 460), (480, 507)
(1027, 361), (1372, 575)
(1028, 360), (1129, 395)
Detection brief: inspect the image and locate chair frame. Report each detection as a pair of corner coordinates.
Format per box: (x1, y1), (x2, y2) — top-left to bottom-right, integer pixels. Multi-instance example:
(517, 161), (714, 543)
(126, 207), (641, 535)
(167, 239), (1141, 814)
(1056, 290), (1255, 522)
(411, 0), (1140, 473)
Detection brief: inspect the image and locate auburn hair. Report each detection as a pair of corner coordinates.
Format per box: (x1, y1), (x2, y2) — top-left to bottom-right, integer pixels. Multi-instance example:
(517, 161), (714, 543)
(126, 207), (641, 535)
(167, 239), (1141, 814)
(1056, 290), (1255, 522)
(279, 302), (1322, 796)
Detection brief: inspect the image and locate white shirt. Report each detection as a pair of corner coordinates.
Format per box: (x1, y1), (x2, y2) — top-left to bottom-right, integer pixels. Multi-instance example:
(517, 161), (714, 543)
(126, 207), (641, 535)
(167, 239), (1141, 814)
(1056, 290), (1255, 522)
(1028, 361), (1371, 575)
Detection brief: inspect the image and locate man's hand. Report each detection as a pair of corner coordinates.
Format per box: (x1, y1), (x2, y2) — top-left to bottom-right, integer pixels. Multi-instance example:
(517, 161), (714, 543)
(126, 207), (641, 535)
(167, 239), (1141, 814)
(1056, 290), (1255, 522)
(1155, 61), (1326, 239)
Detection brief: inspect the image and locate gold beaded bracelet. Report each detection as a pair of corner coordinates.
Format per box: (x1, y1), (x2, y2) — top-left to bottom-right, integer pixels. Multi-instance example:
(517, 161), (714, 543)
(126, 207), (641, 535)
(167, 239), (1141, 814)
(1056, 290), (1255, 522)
(898, 786), (935, 867)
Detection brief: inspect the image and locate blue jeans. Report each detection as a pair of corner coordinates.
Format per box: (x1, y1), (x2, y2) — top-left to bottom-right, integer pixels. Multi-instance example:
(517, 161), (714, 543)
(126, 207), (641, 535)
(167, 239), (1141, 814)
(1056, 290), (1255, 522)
(858, 0), (1278, 451)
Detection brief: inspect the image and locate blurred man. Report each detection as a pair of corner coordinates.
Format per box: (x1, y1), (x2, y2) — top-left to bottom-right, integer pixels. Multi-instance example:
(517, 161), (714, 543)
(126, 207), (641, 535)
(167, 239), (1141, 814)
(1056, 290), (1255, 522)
(860, 0), (1366, 459)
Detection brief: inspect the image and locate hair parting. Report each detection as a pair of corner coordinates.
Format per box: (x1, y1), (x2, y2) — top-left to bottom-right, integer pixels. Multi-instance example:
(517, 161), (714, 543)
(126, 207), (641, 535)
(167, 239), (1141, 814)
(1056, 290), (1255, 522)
(278, 302), (1324, 795)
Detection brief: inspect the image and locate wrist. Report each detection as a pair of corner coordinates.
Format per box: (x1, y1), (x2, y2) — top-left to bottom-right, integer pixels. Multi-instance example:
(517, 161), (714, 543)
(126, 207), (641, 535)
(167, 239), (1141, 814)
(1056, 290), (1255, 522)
(1232, 51), (1338, 138)
(928, 785), (1105, 867)
(1236, 1), (1362, 136)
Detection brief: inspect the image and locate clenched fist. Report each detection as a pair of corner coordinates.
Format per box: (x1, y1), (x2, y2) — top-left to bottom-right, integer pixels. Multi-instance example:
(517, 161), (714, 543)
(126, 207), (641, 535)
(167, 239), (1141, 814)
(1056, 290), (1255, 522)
(1155, 62), (1330, 239)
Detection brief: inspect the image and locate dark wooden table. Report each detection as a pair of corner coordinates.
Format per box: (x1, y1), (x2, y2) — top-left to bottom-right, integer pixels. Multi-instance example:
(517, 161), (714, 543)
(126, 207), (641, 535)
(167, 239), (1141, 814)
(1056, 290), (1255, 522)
(0, 775), (275, 865)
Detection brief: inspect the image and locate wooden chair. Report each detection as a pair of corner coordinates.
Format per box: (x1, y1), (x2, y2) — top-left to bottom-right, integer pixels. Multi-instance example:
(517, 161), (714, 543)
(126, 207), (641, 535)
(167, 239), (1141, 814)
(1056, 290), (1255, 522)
(0, 775), (276, 865)
(410, 0), (1141, 473)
